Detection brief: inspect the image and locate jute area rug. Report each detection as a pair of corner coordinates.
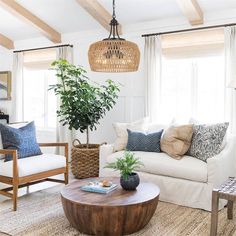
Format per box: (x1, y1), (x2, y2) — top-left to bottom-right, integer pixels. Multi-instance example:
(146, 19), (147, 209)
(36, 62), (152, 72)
(0, 186), (236, 236)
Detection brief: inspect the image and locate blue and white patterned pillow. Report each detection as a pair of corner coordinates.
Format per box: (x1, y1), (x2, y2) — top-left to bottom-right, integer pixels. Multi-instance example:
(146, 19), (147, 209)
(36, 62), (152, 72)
(0, 121), (42, 162)
(126, 129), (163, 152)
(187, 122), (229, 162)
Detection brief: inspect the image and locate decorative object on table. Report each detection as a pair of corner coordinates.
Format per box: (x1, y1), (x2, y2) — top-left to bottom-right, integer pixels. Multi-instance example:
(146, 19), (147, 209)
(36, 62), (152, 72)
(61, 177), (160, 235)
(105, 151), (143, 190)
(210, 177), (236, 236)
(0, 71), (11, 100)
(80, 180), (118, 194)
(50, 59), (120, 179)
(0, 110), (9, 124)
(88, 0), (140, 72)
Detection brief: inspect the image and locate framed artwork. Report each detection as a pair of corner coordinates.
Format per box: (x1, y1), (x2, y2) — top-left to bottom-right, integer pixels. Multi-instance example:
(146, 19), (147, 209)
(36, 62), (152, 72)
(0, 71), (11, 100)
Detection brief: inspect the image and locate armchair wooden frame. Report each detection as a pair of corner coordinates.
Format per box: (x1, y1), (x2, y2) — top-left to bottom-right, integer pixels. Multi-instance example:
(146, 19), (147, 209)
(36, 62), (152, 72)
(0, 142), (69, 211)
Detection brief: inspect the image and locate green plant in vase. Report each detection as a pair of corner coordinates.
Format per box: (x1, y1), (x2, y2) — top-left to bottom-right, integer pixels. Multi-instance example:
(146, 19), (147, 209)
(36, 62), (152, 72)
(50, 59), (120, 178)
(50, 59), (120, 147)
(105, 151), (144, 190)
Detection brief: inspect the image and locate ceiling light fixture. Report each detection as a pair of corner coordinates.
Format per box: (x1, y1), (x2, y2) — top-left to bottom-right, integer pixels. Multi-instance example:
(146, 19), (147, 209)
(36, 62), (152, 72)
(88, 0), (140, 72)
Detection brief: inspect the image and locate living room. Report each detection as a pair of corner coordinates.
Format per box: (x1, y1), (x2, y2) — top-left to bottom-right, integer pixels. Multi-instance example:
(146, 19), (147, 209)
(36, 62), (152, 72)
(0, 0), (236, 235)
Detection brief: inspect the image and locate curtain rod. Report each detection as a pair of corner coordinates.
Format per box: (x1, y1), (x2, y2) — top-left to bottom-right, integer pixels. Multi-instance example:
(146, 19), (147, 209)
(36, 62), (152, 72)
(13, 44), (73, 53)
(141, 22), (236, 37)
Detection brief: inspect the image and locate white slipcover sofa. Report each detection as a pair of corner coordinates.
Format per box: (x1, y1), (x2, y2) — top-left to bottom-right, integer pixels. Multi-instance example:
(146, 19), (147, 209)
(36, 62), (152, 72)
(99, 135), (236, 211)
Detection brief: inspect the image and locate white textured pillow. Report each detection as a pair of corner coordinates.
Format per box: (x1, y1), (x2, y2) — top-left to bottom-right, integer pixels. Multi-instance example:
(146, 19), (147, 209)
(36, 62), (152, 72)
(113, 118), (149, 151)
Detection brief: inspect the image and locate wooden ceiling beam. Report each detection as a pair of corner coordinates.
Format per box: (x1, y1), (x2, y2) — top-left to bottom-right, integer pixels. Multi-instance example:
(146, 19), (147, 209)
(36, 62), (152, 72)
(0, 0), (61, 43)
(76, 0), (122, 34)
(176, 0), (204, 25)
(0, 33), (14, 49)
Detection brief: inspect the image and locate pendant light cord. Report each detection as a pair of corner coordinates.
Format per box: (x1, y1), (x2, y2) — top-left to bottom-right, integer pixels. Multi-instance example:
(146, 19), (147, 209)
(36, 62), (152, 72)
(112, 0), (116, 19)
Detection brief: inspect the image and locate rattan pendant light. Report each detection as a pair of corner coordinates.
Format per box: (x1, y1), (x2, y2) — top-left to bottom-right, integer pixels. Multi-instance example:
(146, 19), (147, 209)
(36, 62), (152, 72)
(88, 0), (140, 72)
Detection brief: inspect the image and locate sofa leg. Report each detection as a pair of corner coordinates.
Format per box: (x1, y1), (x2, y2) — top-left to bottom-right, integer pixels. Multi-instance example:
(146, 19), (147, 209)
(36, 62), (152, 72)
(13, 183), (18, 211)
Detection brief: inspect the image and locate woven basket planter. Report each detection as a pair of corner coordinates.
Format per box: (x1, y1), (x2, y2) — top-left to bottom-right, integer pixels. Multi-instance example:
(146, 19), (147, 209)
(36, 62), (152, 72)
(71, 139), (105, 179)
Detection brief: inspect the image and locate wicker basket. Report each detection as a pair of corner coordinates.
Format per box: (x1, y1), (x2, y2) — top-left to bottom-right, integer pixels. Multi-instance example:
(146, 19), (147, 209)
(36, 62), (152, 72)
(71, 139), (105, 179)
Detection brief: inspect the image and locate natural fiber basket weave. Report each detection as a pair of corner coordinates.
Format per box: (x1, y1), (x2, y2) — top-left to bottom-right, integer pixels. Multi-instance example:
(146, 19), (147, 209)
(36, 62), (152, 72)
(71, 139), (105, 179)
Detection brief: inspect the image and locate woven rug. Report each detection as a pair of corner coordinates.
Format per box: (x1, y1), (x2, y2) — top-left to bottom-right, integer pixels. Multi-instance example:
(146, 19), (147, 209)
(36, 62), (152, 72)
(0, 186), (236, 236)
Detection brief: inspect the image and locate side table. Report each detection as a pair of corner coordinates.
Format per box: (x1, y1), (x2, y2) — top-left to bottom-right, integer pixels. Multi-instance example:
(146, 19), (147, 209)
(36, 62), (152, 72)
(210, 177), (236, 236)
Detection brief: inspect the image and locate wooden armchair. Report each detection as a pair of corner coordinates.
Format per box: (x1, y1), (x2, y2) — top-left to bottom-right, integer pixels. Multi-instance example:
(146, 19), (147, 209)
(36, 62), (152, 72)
(0, 142), (69, 211)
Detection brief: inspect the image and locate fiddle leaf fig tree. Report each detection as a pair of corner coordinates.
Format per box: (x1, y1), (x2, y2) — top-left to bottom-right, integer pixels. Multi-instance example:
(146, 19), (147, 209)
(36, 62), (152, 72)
(50, 59), (120, 147)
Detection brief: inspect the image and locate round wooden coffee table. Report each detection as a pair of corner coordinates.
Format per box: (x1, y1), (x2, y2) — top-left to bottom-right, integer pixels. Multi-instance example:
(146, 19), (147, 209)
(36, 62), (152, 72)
(61, 177), (160, 236)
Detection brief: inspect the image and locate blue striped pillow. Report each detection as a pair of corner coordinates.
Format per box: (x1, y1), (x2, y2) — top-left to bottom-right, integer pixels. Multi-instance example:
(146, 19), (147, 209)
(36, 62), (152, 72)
(0, 121), (42, 162)
(126, 129), (163, 152)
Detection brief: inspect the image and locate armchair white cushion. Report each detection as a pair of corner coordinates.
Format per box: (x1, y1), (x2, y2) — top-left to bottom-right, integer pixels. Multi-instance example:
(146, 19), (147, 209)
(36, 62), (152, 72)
(0, 154), (66, 177)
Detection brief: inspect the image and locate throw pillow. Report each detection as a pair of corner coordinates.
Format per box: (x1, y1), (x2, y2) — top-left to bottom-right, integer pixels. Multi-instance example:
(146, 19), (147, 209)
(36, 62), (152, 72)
(187, 122), (229, 162)
(160, 125), (193, 159)
(113, 118), (149, 152)
(0, 121), (42, 162)
(126, 129), (163, 152)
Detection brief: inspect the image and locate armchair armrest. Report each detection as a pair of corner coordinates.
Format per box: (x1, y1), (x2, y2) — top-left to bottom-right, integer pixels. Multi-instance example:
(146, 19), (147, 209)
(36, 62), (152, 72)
(0, 149), (17, 155)
(38, 142), (68, 147)
(207, 135), (236, 186)
(38, 142), (68, 166)
(0, 149), (18, 179)
(99, 143), (115, 176)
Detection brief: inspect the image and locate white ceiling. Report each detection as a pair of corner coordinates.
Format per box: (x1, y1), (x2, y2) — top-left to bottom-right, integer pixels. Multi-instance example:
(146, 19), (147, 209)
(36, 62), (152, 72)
(0, 0), (236, 41)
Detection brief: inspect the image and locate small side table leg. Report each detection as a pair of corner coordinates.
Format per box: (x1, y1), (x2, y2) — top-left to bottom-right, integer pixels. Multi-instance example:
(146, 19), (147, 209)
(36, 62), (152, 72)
(227, 200), (233, 220)
(210, 190), (219, 236)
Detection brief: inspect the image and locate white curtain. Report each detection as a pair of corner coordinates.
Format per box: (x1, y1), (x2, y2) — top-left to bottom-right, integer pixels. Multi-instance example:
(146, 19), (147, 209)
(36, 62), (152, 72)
(144, 35), (162, 122)
(12, 52), (24, 122)
(225, 26), (236, 134)
(56, 46), (74, 154)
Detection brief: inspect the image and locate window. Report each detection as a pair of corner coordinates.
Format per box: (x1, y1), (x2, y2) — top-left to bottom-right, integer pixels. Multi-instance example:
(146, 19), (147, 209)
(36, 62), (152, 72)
(23, 49), (57, 131)
(159, 29), (225, 124)
(23, 69), (57, 130)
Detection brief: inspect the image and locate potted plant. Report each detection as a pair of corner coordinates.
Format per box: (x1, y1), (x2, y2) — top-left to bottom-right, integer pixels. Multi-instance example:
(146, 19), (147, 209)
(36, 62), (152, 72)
(105, 151), (144, 190)
(50, 59), (120, 178)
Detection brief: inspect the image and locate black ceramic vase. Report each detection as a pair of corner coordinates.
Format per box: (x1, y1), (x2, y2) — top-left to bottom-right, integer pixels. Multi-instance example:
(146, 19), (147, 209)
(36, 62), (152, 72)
(120, 173), (140, 190)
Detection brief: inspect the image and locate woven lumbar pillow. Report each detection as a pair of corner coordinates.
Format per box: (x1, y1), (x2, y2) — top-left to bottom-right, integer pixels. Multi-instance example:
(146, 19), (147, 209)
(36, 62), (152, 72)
(160, 124), (193, 159)
(187, 122), (229, 162)
(126, 129), (163, 152)
(113, 118), (148, 152)
(0, 121), (42, 162)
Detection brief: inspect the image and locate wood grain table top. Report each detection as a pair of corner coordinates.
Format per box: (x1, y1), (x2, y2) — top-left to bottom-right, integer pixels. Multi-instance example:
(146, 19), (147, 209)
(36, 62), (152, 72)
(61, 177), (160, 207)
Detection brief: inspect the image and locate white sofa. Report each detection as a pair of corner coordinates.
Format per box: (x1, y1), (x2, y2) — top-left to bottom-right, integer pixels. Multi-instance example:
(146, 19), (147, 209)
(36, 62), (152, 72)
(99, 135), (236, 211)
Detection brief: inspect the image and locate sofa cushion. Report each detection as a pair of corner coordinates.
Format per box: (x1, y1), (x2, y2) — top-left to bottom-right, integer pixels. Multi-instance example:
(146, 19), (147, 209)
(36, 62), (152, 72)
(161, 125), (193, 159)
(126, 129), (163, 152)
(106, 151), (207, 183)
(0, 121), (42, 161)
(0, 154), (66, 177)
(113, 118), (149, 152)
(187, 122), (229, 162)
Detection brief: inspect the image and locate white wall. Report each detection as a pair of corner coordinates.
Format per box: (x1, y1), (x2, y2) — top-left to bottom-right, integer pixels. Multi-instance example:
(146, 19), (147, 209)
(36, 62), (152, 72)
(12, 29), (146, 144)
(4, 13), (236, 144)
(0, 47), (13, 118)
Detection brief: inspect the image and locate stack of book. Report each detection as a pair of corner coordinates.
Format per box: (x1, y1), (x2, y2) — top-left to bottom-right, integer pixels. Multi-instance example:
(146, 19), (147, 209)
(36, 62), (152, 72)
(81, 181), (118, 194)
